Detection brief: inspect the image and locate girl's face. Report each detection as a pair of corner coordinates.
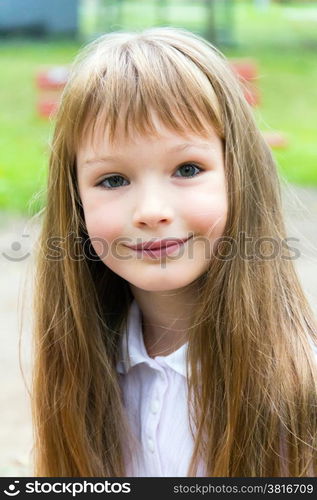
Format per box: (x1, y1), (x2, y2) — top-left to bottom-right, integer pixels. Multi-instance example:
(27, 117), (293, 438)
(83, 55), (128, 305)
(77, 117), (228, 292)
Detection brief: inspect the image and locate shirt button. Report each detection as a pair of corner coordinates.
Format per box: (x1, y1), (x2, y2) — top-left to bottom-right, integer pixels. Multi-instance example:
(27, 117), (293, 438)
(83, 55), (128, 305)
(148, 438), (155, 453)
(151, 400), (160, 414)
(159, 371), (165, 381)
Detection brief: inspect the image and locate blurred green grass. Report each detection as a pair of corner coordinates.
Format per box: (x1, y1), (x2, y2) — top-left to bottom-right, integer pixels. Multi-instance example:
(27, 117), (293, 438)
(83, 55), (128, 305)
(0, 0), (317, 214)
(0, 41), (80, 215)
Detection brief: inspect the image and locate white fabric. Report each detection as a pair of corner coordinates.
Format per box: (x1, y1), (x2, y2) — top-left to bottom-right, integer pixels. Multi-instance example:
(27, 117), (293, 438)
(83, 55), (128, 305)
(116, 299), (204, 477)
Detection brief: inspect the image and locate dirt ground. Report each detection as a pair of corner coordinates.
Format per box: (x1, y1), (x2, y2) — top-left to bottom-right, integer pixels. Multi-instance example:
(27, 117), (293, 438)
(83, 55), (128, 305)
(0, 183), (316, 476)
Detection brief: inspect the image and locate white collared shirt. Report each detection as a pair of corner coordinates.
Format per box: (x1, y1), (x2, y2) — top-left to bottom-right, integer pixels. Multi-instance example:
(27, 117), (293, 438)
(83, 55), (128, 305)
(116, 299), (204, 477)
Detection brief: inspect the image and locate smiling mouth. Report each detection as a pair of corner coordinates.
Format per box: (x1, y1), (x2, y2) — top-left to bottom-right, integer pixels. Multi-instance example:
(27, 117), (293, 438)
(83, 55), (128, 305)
(126, 235), (193, 258)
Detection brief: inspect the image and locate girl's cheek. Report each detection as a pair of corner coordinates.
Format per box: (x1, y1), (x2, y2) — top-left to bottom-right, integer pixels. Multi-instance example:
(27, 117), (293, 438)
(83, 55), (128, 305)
(185, 194), (228, 238)
(83, 204), (126, 247)
(87, 219), (126, 260)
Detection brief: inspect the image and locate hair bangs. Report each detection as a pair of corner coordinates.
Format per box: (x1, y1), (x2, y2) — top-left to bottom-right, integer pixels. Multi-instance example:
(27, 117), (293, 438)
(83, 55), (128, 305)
(69, 34), (224, 150)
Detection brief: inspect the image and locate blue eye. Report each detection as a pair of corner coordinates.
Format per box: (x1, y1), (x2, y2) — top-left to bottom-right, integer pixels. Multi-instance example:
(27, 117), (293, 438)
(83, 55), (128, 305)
(175, 163), (203, 178)
(98, 175), (128, 189)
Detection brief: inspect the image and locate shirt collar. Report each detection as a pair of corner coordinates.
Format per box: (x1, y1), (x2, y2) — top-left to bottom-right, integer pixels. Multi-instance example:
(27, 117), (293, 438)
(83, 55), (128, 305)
(116, 299), (188, 377)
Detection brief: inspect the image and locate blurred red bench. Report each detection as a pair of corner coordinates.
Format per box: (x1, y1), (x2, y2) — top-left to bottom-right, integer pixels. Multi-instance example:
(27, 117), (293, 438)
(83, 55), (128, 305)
(230, 58), (260, 107)
(229, 59), (288, 149)
(36, 66), (69, 118)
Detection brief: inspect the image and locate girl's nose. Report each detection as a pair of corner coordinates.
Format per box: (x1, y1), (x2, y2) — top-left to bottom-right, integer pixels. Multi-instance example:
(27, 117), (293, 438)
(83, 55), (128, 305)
(132, 188), (173, 228)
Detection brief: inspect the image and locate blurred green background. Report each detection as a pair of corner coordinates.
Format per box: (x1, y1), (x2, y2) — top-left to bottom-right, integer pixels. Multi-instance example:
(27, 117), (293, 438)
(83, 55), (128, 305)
(0, 0), (316, 215)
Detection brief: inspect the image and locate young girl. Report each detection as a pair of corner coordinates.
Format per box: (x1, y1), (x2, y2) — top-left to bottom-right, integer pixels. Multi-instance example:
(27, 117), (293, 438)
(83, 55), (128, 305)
(32, 27), (317, 477)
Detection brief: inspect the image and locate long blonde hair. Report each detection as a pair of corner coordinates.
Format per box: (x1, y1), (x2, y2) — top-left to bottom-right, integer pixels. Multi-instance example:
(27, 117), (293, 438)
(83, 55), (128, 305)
(32, 27), (317, 476)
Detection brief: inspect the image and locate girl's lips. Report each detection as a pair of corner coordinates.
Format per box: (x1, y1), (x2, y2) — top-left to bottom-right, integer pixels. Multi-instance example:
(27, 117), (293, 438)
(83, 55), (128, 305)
(127, 236), (193, 258)
(127, 236), (191, 251)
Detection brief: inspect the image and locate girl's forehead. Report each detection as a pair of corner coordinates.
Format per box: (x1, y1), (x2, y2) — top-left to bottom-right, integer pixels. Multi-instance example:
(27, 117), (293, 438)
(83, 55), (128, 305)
(78, 127), (219, 165)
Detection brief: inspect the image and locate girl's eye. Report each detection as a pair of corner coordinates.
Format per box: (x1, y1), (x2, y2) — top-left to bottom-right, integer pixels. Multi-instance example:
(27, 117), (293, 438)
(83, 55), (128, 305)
(97, 163), (203, 190)
(174, 163), (203, 178)
(98, 175), (128, 189)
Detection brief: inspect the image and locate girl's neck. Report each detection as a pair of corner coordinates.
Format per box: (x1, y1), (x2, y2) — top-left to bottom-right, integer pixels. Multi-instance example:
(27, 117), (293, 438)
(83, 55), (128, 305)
(130, 281), (201, 359)
(142, 316), (188, 359)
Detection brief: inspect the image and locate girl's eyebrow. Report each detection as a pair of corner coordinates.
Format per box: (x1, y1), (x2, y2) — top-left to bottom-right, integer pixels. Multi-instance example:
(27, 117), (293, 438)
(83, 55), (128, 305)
(81, 142), (213, 168)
